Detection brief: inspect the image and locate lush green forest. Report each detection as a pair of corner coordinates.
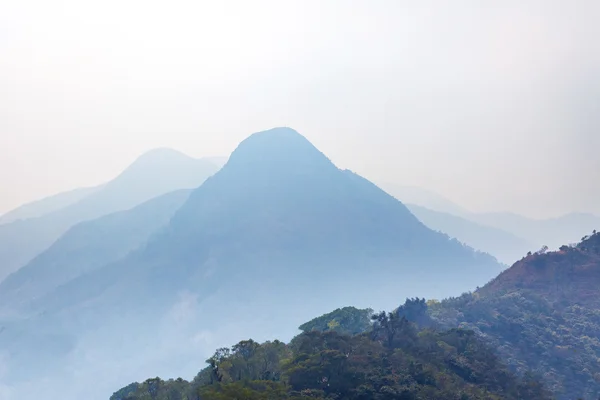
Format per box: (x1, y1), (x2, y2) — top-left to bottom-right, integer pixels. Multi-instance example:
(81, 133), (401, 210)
(112, 303), (550, 400)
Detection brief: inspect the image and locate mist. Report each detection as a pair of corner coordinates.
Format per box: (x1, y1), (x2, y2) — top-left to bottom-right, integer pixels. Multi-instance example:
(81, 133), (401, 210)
(1, 2), (600, 400)
(0, 264), (495, 400)
(1, 0), (599, 218)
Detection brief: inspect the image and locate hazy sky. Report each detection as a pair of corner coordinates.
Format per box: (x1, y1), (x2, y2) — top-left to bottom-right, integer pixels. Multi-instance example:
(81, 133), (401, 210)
(1, 0), (599, 218)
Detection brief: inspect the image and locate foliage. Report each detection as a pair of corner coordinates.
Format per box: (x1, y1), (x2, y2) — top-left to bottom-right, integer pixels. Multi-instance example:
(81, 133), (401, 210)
(110, 382), (140, 400)
(117, 307), (551, 400)
(430, 231), (600, 400)
(298, 306), (373, 336)
(395, 298), (435, 328)
(111, 378), (191, 400)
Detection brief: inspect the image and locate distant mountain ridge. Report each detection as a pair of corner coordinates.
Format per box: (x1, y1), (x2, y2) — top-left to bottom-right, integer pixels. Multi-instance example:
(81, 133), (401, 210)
(0, 186), (102, 225)
(0, 148), (219, 282)
(406, 204), (535, 265)
(378, 183), (470, 216)
(469, 211), (600, 251)
(382, 183), (600, 260)
(0, 189), (193, 315)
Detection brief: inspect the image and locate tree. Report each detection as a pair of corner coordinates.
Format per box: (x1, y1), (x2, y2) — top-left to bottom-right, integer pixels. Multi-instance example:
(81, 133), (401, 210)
(206, 347), (231, 383)
(232, 339), (260, 360)
(116, 308), (554, 400)
(396, 297), (433, 327)
(371, 311), (415, 349)
(298, 307), (373, 336)
(536, 245), (548, 255)
(110, 382), (139, 400)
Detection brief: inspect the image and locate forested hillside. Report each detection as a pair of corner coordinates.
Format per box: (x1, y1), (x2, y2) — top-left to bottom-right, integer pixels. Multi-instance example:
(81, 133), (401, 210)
(430, 231), (600, 400)
(112, 304), (550, 400)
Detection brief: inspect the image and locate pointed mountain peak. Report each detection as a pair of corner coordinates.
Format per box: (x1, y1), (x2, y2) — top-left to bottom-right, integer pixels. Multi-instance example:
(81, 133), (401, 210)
(223, 127), (335, 176)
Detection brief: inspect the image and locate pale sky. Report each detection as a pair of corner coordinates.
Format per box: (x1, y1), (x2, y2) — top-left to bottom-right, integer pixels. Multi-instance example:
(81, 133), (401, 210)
(1, 0), (599, 218)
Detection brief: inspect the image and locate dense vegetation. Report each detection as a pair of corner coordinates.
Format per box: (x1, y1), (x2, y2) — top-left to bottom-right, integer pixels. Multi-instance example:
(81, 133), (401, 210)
(430, 231), (600, 400)
(297, 306), (374, 336)
(112, 302), (550, 400)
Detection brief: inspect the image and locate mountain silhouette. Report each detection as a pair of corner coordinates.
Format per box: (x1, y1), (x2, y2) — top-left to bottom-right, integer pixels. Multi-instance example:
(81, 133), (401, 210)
(406, 204), (535, 265)
(1, 128), (504, 398)
(379, 183), (470, 216)
(0, 186), (101, 225)
(47, 127), (501, 313)
(469, 211), (600, 251)
(0, 189), (192, 315)
(380, 183), (600, 254)
(0, 149), (218, 282)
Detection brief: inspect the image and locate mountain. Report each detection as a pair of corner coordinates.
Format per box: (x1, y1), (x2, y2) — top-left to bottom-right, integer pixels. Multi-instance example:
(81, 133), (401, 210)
(49, 127), (501, 308)
(48, 127), (501, 313)
(379, 184), (600, 254)
(111, 305), (551, 400)
(469, 211), (600, 251)
(429, 231), (600, 400)
(0, 186), (101, 225)
(0, 189), (192, 315)
(203, 155), (229, 169)
(378, 183), (470, 216)
(0, 128), (503, 400)
(406, 204), (535, 265)
(0, 148), (218, 282)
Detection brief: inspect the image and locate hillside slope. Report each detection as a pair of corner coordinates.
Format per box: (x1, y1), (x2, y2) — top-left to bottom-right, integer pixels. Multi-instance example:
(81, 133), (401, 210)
(0, 186), (101, 225)
(430, 231), (600, 400)
(0, 189), (192, 315)
(378, 183), (469, 216)
(380, 183), (600, 255)
(406, 204), (534, 265)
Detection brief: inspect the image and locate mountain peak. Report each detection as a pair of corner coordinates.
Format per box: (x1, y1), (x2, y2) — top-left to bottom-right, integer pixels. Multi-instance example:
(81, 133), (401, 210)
(111, 148), (217, 186)
(129, 148), (195, 168)
(223, 127), (335, 175)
